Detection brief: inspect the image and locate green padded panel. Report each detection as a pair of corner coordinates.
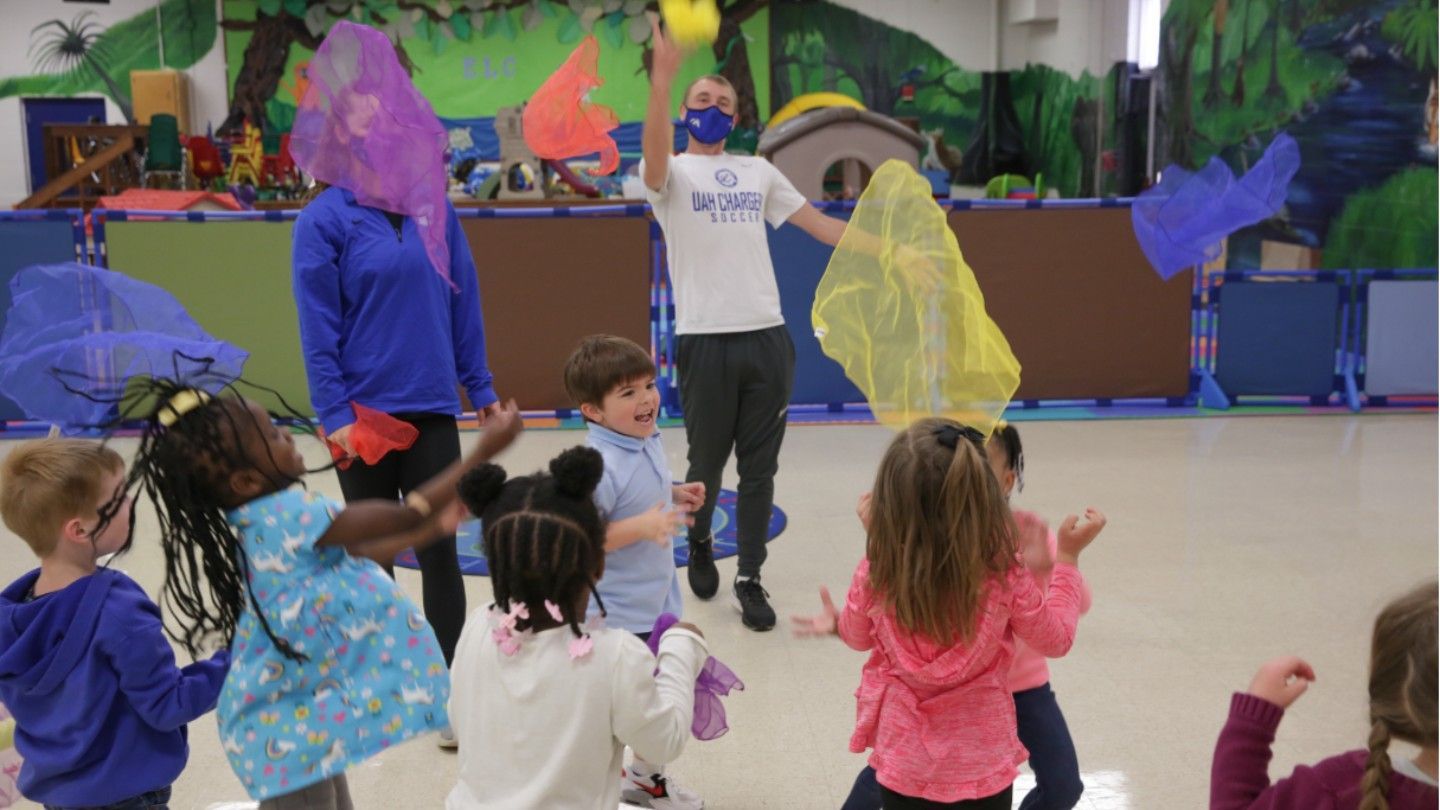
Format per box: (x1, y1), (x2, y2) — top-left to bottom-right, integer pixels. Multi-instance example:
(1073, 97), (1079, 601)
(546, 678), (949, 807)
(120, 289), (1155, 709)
(103, 220), (312, 416)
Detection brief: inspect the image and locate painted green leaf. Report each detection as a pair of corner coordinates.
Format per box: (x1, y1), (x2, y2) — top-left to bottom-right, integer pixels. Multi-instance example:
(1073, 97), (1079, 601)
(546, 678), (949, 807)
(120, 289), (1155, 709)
(557, 10), (582, 43)
(498, 9), (519, 40)
(450, 12), (472, 40)
(482, 9), (503, 37)
(258, 0), (283, 16)
(537, 0), (559, 19)
(282, 0), (308, 17)
(603, 10), (625, 48)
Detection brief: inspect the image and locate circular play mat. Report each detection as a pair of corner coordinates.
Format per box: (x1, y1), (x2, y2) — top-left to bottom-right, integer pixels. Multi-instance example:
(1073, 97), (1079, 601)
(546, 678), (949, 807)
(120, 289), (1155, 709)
(394, 488), (787, 576)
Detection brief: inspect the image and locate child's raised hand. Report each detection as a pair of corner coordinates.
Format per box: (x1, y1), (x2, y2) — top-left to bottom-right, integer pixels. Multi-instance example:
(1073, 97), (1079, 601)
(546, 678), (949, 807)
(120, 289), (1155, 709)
(673, 482), (706, 513)
(1056, 508), (1106, 562)
(1246, 656), (1316, 709)
(1017, 512), (1054, 575)
(640, 503), (688, 546)
(476, 400), (523, 459)
(790, 586), (841, 637)
(856, 491), (873, 531)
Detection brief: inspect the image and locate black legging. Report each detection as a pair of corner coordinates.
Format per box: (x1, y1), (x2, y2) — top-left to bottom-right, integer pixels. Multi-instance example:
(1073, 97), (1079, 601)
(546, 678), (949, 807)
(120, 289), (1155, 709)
(880, 785), (1012, 810)
(334, 413), (465, 665)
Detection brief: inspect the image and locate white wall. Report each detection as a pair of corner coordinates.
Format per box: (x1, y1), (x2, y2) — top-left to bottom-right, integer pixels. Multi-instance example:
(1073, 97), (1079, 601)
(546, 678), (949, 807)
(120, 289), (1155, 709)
(826, 0), (1001, 72)
(0, 0), (231, 207)
(999, 0), (1131, 75)
(832, 0), (1133, 78)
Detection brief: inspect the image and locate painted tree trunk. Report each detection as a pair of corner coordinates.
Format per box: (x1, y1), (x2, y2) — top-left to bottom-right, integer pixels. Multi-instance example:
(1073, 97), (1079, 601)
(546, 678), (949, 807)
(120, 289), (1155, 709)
(1158, 19), (1201, 169)
(714, 14), (760, 132)
(1204, 0), (1230, 107)
(220, 14), (303, 135)
(1263, 14), (1285, 101)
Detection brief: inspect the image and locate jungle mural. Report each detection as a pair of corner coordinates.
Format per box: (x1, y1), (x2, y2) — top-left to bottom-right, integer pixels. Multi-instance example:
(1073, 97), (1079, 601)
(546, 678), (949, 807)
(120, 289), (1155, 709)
(769, 0), (1125, 199)
(220, 0), (771, 158)
(1157, 0), (1437, 270)
(0, 0), (218, 121)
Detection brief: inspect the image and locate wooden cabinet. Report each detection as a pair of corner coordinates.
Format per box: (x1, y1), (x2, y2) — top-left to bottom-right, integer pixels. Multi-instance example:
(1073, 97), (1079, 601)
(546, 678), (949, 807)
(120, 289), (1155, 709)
(130, 69), (190, 133)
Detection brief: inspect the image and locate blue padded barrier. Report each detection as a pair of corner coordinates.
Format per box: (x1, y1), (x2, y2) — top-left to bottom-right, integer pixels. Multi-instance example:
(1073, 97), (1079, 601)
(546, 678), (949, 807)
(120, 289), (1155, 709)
(1209, 271), (1352, 407)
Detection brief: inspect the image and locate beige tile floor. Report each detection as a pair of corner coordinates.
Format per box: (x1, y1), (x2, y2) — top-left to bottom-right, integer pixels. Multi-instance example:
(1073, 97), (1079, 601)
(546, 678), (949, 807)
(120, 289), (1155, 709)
(0, 414), (1435, 809)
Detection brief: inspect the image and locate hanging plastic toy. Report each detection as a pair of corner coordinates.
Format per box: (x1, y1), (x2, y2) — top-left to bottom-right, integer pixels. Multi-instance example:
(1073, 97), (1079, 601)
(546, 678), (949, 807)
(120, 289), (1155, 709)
(811, 160), (1019, 436)
(290, 21), (454, 286)
(523, 35), (620, 176)
(660, 0), (721, 48)
(0, 263), (248, 433)
(1131, 132), (1300, 280)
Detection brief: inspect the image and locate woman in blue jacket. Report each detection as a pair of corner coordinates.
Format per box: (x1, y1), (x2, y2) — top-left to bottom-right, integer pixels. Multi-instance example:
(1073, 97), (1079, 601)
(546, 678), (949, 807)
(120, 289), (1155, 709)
(292, 185), (498, 716)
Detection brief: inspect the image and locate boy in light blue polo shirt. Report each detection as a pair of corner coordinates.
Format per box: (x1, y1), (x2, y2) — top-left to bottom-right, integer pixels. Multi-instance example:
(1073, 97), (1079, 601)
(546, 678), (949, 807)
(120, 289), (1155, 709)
(562, 335), (705, 810)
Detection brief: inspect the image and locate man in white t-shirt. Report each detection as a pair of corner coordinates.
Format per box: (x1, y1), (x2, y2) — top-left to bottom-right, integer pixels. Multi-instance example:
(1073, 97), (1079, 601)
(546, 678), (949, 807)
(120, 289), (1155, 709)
(640, 20), (854, 637)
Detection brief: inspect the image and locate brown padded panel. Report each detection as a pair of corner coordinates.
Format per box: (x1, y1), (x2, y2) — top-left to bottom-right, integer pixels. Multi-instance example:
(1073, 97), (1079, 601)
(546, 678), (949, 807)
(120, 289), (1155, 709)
(459, 217), (652, 412)
(950, 208), (1193, 400)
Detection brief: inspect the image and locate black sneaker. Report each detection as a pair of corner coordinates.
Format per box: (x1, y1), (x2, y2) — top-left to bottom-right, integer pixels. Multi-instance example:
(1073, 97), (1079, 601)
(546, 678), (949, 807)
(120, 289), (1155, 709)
(731, 577), (775, 632)
(686, 534), (719, 600)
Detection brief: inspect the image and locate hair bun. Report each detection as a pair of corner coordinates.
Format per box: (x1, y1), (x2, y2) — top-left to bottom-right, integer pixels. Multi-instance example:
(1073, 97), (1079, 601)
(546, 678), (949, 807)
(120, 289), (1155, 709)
(550, 446), (604, 499)
(458, 464), (508, 514)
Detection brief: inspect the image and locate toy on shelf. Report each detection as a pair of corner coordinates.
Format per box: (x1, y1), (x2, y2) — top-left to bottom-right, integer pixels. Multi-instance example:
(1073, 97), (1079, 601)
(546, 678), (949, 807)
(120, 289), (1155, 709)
(494, 105), (545, 200)
(261, 132), (298, 189)
(227, 121), (263, 188)
(186, 134), (225, 189)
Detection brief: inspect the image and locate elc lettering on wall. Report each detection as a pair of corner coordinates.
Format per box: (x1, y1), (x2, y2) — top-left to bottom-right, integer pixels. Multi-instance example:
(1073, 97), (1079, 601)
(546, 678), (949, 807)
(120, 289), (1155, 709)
(464, 56), (518, 80)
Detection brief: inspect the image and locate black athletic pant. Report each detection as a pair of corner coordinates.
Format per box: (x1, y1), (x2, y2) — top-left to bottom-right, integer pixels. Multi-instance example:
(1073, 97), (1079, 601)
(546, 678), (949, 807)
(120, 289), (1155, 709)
(334, 413), (465, 665)
(677, 325), (795, 579)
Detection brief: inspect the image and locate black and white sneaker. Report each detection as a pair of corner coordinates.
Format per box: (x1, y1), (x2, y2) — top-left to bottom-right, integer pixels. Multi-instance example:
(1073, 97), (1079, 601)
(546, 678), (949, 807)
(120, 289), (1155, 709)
(731, 576), (775, 631)
(686, 534), (719, 600)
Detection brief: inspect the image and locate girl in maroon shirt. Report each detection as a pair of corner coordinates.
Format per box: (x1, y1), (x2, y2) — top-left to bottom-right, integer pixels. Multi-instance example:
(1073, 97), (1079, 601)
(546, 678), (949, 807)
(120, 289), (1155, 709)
(1211, 580), (1438, 809)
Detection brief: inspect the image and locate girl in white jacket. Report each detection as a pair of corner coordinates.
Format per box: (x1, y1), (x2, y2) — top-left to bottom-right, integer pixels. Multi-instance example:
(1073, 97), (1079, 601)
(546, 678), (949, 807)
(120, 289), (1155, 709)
(447, 447), (708, 810)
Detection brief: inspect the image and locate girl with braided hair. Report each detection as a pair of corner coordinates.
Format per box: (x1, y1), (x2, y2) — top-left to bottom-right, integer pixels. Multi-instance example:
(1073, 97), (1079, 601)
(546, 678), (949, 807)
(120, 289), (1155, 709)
(447, 446), (708, 810)
(124, 380), (522, 807)
(1211, 580), (1438, 809)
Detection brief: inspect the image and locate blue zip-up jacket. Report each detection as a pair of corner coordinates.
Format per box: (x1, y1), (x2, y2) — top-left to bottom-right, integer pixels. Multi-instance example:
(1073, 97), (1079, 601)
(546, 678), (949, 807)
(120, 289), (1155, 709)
(0, 569), (229, 806)
(292, 187), (498, 434)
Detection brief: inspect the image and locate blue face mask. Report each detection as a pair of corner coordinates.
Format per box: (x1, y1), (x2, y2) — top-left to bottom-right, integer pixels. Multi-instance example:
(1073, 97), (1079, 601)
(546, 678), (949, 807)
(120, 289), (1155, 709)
(680, 105), (735, 145)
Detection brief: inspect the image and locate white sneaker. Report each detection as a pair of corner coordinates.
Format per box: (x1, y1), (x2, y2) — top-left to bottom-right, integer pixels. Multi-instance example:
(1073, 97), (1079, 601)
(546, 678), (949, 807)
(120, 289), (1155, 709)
(620, 766), (704, 809)
(437, 724), (458, 750)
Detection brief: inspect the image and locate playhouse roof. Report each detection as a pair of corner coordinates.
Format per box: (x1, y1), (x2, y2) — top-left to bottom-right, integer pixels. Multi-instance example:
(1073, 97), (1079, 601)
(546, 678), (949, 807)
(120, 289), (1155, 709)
(758, 107), (927, 156)
(96, 189), (244, 212)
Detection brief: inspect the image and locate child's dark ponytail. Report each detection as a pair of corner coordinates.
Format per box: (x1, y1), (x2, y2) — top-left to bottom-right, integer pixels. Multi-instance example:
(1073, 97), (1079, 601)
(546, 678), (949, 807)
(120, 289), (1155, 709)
(992, 421), (1025, 492)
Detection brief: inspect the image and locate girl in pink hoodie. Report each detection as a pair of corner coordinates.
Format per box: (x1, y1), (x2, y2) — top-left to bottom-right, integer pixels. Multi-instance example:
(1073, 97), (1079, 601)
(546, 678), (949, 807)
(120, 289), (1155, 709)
(796, 419), (1104, 808)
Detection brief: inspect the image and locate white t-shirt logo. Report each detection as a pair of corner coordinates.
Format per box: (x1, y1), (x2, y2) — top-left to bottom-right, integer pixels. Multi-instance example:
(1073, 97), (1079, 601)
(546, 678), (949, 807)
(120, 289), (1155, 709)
(715, 169), (738, 188)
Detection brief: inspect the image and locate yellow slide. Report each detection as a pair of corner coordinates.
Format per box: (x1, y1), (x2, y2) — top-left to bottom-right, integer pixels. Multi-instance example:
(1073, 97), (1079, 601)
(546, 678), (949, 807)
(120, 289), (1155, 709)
(768, 92), (867, 129)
